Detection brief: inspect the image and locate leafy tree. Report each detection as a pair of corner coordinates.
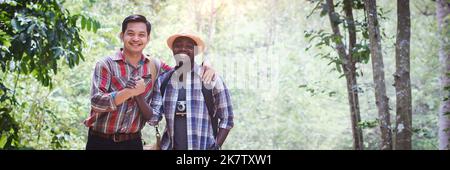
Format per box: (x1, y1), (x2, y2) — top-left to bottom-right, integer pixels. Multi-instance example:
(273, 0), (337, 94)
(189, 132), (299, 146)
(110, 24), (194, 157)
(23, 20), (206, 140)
(305, 0), (371, 150)
(0, 0), (99, 149)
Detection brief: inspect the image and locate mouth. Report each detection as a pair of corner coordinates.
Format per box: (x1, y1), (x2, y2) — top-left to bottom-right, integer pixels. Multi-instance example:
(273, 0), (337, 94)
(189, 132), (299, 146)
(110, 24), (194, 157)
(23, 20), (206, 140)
(129, 42), (143, 48)
(175, 52), (191, 56)
(175, 53), (189, 59)
(174, 53), (190, 63)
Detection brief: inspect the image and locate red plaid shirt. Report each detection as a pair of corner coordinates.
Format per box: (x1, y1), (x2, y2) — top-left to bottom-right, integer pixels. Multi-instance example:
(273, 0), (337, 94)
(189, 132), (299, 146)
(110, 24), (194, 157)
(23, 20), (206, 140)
(84, 49), (171, 134)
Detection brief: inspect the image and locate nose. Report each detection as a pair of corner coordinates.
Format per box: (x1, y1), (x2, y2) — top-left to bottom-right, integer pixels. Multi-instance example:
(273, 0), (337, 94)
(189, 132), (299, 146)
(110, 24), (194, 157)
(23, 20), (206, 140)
(132, 35), (140, 41)
(175, 47), (187, 53)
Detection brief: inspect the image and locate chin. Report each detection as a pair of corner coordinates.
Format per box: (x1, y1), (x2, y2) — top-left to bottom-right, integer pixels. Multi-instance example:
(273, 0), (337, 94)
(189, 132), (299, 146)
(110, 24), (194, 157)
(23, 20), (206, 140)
(128, 47), (144, 53)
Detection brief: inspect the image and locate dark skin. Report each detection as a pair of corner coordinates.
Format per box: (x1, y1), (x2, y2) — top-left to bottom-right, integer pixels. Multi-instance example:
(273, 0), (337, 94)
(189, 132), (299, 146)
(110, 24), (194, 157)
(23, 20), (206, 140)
(172, 36), (230, 148)
(172, 37), (196, 71)
(125, 77), (152, 121)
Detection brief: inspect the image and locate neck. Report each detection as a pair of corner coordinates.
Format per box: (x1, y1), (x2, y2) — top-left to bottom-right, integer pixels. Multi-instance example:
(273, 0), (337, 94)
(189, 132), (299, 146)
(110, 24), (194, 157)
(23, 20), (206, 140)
(122, 48), (141, 65)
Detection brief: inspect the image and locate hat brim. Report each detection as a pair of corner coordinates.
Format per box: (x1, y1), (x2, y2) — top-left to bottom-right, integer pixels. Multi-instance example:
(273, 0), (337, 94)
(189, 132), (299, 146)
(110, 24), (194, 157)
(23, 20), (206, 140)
(167, 34), (206, 54)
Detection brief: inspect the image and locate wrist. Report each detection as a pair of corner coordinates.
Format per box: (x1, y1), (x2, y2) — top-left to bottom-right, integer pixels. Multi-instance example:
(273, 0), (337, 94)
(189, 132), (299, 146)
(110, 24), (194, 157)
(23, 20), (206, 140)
(136, 94), (145, 100)
(123, 88), (136, 98)
(110, 92), (117, 100)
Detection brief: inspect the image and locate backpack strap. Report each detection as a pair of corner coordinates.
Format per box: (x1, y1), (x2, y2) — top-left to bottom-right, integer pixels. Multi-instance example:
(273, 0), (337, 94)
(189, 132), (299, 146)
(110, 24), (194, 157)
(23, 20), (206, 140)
(202, 82), (218, 139)
(146, 55), (162, 138)
(149, 56), (161, 92)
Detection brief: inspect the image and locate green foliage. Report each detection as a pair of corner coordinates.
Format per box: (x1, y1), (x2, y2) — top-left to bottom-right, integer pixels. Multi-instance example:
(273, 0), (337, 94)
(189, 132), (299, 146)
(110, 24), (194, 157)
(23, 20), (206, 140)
(0, 0), (441, 150)
(304, 0), (440, 150)
(304, 0), (373, 77)
(358, 119), (378, 129)
(0, 0), (99, 149)
(0, 0), (100, 87)
(0, 107), (20, 149)
(298, 83), (338, 97)
(351, 43), (370, 64)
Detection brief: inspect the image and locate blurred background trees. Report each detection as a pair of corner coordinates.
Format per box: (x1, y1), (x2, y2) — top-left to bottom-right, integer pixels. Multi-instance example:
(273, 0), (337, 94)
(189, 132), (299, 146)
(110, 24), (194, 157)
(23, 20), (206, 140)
(0, 0), (445, 149)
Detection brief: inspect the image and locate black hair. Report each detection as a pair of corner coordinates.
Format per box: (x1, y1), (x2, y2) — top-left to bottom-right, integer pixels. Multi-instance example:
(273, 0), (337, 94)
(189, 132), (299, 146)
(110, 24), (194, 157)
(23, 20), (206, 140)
(121, 14), (151, 35)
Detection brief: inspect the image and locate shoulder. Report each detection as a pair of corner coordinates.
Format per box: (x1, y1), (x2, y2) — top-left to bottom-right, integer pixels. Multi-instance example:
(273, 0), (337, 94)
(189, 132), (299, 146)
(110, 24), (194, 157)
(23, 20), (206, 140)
(96, 55), (116, 66)
(209, 76), (227, 92)
(156, 68), (176, 82)
(158, 59), (172, 70)
(92, 56), (111, 69)
(144, 54), (159, 64)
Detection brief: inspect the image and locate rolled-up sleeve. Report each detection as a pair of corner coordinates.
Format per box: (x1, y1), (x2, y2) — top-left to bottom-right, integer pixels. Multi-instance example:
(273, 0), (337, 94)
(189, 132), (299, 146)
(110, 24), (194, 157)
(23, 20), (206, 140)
(213, 77), (234, 130)
(90, 60), (117, 113)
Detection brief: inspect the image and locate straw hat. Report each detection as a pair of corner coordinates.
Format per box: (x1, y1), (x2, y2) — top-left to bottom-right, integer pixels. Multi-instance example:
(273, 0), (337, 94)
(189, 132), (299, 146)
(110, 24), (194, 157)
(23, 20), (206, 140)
(166, 31), (206, 54)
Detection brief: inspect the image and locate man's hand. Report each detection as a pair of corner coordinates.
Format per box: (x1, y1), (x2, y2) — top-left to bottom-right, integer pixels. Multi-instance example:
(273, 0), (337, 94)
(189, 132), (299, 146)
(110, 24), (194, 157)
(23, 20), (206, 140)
(216, 128), (230, 149)
(125, 77), (153, 121)
(125, 79), (136, 89)
(133, 78), (146, 96)
(201, 62), (216, 84)
(126, 77), (146, 96)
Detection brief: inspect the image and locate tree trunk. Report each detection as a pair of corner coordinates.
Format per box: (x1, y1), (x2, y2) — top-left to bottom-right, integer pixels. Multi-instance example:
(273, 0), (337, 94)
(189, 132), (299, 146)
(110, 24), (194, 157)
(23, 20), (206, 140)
(364, 0), (393, 150)
(394, 0), (412, 150)
(437, 0), (450, 150)
(327, 0), (364, 150)
(343, 0), (356, 53)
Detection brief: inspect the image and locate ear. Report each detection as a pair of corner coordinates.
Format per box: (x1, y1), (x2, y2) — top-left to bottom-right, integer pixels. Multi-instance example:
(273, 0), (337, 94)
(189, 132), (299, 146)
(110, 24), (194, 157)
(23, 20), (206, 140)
(119, 32), (124, 41)
(146, 33), (151, 45)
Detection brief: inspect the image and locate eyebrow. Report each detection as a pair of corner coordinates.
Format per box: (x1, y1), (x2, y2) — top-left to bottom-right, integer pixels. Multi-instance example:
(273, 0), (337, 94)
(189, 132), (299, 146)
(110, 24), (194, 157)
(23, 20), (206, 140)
(174, 42), (195, 46)
(126, 30), (146, 33)
(175, 39), (195, 44)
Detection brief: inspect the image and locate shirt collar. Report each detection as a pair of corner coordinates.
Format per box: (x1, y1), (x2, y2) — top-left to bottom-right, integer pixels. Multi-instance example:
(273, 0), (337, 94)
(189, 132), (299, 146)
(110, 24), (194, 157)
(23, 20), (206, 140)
(112, 48), (149, 64)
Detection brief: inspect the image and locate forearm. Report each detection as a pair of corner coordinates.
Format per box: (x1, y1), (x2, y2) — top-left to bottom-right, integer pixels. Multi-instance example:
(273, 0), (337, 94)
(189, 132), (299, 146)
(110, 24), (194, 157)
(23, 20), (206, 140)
(216, 128), (230, 147)
(114, 88), (134, 106)
(134, 95), (153, 121)
(91, 92), (117, 113)
(213, 79), (233, 148)
(148, 95), (163, 126)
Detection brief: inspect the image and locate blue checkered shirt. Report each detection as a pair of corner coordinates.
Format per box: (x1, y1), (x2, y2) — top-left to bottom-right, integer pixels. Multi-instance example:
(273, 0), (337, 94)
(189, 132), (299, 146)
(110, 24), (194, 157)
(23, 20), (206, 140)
(149, 64), (234, 150)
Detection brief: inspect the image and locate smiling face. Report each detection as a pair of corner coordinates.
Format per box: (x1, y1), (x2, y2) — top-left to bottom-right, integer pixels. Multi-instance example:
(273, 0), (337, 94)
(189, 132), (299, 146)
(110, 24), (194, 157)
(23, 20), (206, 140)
(120, 22), (150, 54)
